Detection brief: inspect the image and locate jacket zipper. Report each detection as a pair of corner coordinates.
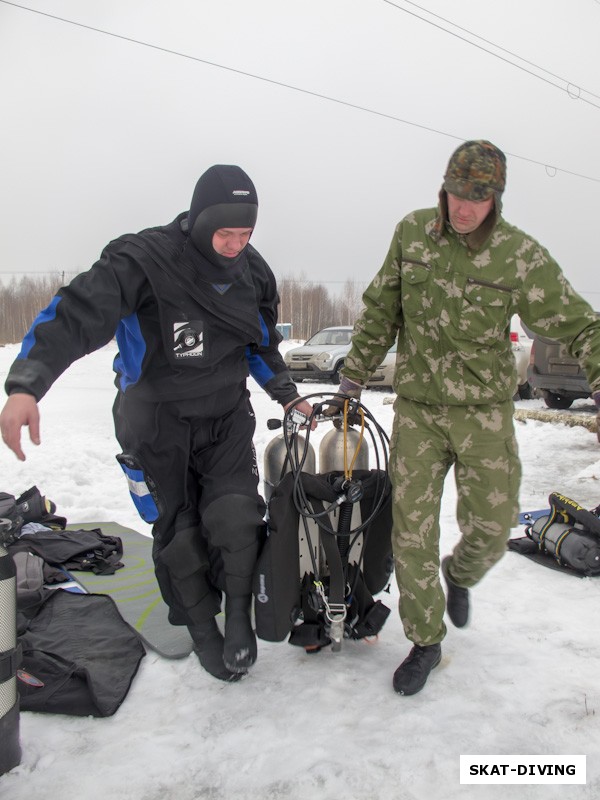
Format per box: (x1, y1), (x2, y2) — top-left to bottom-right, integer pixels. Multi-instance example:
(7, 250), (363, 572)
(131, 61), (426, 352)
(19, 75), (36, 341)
(402, 258), (432, 270)
(466, 277), (513, 294)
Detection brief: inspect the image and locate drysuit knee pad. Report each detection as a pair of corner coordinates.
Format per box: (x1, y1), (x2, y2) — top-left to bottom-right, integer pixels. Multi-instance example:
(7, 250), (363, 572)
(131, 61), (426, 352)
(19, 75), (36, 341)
(157, 526), (220, 621)
(202, 494), (265, 546)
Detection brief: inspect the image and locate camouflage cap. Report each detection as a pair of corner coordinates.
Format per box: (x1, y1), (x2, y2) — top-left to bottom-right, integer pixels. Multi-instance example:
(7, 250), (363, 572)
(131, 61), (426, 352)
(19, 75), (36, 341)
(443, 140), (506, 201)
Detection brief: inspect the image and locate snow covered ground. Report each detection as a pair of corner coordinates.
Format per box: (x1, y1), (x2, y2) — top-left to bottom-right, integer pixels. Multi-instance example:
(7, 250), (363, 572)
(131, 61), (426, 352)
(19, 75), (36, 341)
(1, 340), (600, 800)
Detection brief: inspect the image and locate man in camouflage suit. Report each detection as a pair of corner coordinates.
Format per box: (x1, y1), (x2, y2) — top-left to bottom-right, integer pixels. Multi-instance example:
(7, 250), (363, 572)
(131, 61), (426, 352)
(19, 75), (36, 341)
(336, 139), (600, 695)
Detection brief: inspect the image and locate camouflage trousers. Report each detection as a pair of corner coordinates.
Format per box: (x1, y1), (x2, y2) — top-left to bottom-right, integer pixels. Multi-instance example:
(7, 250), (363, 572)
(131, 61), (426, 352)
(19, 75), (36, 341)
(389, 397), (521, 645)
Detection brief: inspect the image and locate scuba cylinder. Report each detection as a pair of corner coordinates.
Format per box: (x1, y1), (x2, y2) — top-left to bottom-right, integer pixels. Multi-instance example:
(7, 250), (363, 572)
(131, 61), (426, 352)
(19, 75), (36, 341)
(0, 518), (21, 776)
(263, 422), (316, 502)
(319, 426), (369, 473)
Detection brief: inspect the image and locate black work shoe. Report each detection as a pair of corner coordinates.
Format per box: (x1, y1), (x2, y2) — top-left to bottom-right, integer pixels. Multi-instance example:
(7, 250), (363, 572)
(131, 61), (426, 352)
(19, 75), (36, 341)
(223, 596), (257, 673)
(188, 619), (244, 682)
(393, 643), (442, 696)
(442, 556), (470, 628)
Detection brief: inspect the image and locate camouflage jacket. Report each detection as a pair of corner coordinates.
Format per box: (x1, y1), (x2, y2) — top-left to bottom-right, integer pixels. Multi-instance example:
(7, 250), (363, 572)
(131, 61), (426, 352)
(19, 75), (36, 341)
(343, 206), (600, 404)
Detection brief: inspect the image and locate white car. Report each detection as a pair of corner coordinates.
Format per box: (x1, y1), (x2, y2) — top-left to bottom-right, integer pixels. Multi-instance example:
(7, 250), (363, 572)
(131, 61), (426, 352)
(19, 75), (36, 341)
(283, 326), (353, 384)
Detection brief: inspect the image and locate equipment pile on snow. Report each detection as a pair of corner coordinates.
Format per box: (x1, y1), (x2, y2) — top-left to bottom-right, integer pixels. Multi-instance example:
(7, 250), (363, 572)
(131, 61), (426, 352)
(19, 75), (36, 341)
(512, 492), (600, 576)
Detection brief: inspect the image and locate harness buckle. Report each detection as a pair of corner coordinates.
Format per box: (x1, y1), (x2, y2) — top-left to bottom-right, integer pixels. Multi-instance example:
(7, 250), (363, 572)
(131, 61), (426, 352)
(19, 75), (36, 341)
(324, 602), (347, 652)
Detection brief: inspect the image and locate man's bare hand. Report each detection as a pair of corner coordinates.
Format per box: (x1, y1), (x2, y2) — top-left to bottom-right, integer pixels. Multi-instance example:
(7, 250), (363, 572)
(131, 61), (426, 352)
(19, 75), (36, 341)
(283, 398), (318, 430)
(0, 393), (41, 461)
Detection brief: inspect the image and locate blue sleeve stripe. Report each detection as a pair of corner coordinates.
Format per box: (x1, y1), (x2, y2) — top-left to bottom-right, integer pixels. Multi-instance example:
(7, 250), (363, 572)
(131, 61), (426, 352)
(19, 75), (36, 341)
(114, 314), (146, 391)
(18, 296), (62, 358)
(246, 347), (275, 387)
(245, 313), (275, 385)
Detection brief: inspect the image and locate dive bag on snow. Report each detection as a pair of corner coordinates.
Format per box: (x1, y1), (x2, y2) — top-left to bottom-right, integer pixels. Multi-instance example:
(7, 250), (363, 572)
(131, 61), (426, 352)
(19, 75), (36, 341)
(17, 590), (145, 717)
(513, 492), (600, 576)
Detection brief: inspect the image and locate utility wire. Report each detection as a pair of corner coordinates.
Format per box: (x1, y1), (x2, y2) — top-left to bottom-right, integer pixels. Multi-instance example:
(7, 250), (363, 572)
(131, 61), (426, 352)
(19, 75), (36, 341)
(392, 0), (600, 102)
(2, 0), (599, 183)
(382, 0), (600, 108)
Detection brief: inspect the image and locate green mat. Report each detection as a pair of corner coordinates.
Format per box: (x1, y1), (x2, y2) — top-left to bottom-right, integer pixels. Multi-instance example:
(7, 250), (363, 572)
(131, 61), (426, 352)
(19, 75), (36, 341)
(66, 521), (194, 659)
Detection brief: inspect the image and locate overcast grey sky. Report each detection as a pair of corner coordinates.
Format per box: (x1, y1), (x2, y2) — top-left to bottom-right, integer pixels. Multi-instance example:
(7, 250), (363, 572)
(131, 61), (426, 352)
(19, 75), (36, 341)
(1, 0), (599, 304)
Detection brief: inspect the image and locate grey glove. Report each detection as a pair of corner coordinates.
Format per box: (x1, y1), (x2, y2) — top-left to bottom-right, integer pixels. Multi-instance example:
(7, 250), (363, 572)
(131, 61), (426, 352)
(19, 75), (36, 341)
(322, 377), (363, 426)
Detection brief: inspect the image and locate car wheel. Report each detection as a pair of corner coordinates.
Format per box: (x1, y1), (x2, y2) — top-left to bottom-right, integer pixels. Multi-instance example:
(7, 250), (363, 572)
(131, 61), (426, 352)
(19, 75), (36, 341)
(332, 361), (344, 385)
(542, 390), (573, 409)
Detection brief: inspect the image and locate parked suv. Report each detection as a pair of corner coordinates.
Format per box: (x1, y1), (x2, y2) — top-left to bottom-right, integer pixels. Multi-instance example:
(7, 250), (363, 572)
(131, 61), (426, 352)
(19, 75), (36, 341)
(284, 326), (353, 384)
(527, 333), (592, 409)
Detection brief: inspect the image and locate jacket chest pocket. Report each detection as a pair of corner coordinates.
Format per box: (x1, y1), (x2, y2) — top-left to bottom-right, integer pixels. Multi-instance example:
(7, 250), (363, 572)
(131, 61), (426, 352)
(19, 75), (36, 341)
(400, 261), (431, 319)
(456, 278), (513, 342)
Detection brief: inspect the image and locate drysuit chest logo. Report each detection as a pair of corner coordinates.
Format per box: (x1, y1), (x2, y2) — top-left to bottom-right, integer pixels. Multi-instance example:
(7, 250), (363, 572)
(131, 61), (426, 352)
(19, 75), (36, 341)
(173, 321), (204, 359)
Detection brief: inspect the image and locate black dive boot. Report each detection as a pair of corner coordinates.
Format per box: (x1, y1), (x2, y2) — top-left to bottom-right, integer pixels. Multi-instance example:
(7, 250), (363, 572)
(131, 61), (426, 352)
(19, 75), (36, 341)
(442, 556), (470, 628)
(223, 596), (257, 673)
(393, 643), (442, 696)
(188, 618), (244, 682)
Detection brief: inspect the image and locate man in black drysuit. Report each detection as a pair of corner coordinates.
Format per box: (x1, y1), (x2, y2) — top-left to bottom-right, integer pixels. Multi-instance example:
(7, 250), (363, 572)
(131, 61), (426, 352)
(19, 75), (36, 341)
(0, 164), (313, 682)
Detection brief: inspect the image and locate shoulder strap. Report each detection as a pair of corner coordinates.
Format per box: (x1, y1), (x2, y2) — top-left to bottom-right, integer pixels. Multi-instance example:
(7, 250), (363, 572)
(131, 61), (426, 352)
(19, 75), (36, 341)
(548, 492), (600, 537)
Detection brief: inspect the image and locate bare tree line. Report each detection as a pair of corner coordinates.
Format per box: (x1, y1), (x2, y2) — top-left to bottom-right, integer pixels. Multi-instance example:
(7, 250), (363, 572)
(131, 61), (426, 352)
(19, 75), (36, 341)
(277, 276), (365, 341)
(0, 273), (365, 345)
(0, 274), (73, 345)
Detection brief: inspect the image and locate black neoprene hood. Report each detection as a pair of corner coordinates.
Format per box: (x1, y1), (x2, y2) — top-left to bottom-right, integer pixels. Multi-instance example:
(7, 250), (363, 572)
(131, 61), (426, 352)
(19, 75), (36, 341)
(188, 165), (258, 267)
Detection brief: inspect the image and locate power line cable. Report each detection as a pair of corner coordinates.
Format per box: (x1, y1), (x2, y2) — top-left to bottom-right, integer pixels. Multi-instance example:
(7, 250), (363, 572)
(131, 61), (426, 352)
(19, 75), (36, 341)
(2, 0), (599, 183)
(397, 0), (600, 102)
(381, 0), (600, 109)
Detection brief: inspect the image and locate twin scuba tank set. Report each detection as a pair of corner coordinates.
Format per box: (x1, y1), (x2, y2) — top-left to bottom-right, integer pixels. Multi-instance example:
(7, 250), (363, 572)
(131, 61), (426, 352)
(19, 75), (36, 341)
(255, 392), (394, 653)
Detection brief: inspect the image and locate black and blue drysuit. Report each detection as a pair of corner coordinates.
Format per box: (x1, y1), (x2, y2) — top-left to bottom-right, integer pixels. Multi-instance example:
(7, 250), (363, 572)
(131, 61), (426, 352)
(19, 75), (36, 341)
(5, 213), (300, 626)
